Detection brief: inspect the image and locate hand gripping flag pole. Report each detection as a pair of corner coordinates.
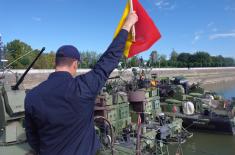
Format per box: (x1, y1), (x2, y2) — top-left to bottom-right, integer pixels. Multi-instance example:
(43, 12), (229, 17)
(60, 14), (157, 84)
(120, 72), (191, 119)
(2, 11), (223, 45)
(129, 0), (136, 42)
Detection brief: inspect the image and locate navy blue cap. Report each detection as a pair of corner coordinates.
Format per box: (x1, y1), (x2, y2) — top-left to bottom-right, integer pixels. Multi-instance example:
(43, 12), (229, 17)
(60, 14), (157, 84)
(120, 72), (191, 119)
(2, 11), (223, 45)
(56, 45), (80, 61)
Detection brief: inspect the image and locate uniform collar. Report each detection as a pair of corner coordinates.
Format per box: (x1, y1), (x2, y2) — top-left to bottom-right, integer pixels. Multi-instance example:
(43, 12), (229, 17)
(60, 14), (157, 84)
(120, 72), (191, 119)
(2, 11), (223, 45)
(48, 71), (73, 80)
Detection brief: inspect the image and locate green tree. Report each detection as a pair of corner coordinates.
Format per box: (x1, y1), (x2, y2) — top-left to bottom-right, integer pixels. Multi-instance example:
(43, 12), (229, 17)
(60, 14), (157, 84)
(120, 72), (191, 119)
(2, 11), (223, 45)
(6, 40), (33, 69)
(224, 57), (235, 66)
(149, 51), (158, 67)
(159, 54), (168, 67)
(177, 53), (191, 62)
(80, 51), (101, 68)
(211, 55), (224, 67)
(194, 51), (211, 67)
(170, 50), (178, 62)
(177, 53), (191, 67)
(45, 52), (56, 69)
(169, 49), (178, 67)
(33, 50), (55, 69)
(128, 56), (139, 67)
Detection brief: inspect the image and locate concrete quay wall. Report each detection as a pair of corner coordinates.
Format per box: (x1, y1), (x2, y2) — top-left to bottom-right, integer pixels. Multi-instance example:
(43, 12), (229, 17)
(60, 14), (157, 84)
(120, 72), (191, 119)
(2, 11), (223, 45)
(3, 67), (235, 89)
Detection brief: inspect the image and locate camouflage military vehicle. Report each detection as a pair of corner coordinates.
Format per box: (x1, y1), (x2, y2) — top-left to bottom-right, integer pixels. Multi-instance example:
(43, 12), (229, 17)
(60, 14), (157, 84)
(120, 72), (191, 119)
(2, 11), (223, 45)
(159, 76), (235, 135)
(93, 68), (192, 155)
(0, 46), (45, 155)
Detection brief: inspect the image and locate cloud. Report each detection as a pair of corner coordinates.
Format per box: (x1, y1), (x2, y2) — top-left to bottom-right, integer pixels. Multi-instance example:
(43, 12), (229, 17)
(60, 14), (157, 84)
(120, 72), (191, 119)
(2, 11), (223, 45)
(225, 6), (235, 11)
(155, 0), (176, 10)
(32, 17), (42, 22)
(167, 4), (176, 10)
(209, 33), (235, 40)
(155, 0), (166, 8)
(193, 35), (200, 42)
(206, 22), (218, 32)
(212, 28), (218, 32)
(207, 22), (214, 27)
(192, 31), (203, 44)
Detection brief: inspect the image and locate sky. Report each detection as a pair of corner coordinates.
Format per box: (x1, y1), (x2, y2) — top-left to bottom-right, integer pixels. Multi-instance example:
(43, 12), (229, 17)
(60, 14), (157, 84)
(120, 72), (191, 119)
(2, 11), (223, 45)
(0, 0), (235, 59)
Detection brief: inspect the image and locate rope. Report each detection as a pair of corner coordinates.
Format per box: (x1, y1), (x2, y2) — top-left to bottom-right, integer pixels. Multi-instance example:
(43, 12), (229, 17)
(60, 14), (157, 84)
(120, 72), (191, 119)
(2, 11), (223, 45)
(4, 51), (32, 69)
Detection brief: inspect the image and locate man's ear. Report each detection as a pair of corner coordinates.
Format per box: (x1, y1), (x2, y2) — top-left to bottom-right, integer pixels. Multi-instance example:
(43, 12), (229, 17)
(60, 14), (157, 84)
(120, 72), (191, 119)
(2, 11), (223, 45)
(73, 61), (77, 69)
(77, 61), (80, 68)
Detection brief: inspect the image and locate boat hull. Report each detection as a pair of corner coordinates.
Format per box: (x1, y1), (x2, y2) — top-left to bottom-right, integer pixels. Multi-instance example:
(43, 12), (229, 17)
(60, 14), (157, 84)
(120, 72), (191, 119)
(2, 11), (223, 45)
(181, 115), (235, 135)
(164, 112), (235, 135)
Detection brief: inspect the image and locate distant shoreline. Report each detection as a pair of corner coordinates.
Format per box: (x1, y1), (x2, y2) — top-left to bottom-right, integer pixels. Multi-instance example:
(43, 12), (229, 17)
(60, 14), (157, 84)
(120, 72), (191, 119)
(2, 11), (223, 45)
(3, 67), (235, 89)
(3, 67), (235, 74)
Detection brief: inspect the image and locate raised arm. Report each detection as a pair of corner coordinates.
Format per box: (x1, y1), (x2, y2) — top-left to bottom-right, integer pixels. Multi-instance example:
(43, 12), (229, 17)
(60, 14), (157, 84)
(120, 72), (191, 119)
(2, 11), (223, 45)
(76, 12), (138, 96)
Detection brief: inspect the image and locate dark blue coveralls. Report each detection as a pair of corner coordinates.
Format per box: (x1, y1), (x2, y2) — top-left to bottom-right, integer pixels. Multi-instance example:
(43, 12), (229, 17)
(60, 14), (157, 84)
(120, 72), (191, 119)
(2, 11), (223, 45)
(24, 29), (128, 155)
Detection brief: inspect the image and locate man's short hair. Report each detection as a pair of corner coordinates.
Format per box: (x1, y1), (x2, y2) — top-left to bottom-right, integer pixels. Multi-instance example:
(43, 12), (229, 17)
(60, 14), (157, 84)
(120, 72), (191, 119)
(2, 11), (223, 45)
(55, 45), (81, 67)
(55, 57), (77, 67)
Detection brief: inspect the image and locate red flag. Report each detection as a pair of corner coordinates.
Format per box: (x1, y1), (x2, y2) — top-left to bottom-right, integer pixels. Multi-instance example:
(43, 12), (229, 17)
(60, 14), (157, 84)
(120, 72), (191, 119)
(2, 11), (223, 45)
(114, 0), (161, 58)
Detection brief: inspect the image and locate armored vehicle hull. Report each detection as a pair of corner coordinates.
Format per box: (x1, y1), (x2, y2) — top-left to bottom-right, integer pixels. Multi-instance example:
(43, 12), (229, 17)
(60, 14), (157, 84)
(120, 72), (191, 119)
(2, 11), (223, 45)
(164, 112), (235, 135)
(0, 143), (30, 155)
(159, 76), (235, 135)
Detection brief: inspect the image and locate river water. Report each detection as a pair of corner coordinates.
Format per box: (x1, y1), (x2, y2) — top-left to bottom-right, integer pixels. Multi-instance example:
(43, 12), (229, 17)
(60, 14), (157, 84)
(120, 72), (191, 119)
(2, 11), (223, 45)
(171, 84), (235, 155)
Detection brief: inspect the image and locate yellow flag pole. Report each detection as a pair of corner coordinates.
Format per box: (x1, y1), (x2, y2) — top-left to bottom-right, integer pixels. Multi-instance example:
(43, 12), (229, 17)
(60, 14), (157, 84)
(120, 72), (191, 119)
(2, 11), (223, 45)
(129, 0), (136, 42)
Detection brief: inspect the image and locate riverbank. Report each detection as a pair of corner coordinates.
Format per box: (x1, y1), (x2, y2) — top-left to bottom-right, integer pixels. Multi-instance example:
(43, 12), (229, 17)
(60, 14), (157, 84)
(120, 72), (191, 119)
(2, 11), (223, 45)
(3, 67), (235, 89)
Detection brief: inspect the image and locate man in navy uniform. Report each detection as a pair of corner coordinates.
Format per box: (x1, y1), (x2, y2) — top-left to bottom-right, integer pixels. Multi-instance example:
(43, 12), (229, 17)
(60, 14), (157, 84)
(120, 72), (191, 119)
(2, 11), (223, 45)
(24, 12), (138, 155)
